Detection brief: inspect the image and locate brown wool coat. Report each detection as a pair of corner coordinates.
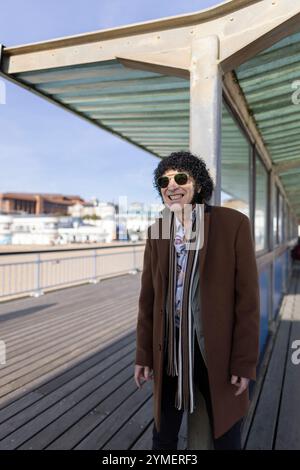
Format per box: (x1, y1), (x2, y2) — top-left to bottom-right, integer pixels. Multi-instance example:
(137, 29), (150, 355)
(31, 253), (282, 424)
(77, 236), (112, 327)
(135, 203), (260, 439)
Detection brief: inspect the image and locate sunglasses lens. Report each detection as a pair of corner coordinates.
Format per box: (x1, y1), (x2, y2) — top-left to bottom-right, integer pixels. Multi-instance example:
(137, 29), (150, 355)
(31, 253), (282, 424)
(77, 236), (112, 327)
(175, 173), (188, 185)
(157, 176), (169, 188)
(158, 173), (189, 188)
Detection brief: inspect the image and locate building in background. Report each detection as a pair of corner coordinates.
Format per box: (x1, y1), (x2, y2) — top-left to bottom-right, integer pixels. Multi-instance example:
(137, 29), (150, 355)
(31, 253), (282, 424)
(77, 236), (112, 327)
(0, 192), (84, 215)
(0, 214), (116, 245)
(0, 195), (163, 245)
(0, 214), (13, 245)
(68, 198), (116, 220)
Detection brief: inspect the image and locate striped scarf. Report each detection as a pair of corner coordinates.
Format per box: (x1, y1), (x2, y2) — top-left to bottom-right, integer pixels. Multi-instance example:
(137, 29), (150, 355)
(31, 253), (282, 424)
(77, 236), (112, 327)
(165, 203), (202, 413)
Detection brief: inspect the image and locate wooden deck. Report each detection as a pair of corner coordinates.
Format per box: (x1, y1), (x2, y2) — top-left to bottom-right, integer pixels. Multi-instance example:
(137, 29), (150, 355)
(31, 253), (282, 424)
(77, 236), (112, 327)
(0, 264), (299, 450)
(244, 261), (300, 450)
(0, 273), (156, 450)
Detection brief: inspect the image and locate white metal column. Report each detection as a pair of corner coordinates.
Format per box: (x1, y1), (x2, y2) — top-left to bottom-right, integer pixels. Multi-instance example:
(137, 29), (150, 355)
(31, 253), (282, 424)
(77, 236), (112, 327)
(189, 35), (222, 206)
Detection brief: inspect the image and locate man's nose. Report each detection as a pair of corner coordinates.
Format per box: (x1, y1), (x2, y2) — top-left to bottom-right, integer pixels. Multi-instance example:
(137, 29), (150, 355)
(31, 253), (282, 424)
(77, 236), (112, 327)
(167, 177), (179, 190)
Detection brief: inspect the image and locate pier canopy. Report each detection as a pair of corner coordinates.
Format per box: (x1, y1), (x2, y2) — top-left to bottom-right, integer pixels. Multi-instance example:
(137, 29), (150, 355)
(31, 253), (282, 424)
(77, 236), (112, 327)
(235, 32), (300, 222)
(1, 0), (300, 219)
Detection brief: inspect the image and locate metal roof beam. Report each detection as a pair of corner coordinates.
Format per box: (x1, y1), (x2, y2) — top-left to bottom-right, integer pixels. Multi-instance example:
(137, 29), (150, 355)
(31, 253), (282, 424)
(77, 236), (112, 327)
(3, 1), (300, 77)
(221, 1), (300, 72)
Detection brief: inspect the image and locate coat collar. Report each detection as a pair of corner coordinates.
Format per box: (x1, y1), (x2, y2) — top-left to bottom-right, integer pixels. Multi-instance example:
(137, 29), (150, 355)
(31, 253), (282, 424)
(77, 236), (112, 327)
(156, 203), (212, 294)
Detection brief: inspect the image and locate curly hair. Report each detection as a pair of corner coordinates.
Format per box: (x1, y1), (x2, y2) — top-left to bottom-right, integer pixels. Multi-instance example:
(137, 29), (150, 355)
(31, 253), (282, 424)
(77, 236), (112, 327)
(153, 151), (214, 204)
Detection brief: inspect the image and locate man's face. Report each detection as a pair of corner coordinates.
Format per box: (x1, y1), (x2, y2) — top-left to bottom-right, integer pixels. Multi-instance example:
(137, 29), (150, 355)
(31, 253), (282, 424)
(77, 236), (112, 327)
(159, 169), (197, 212)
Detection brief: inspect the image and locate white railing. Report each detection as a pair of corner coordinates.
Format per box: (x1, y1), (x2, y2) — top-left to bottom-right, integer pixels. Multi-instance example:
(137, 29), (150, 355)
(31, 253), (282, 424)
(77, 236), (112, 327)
(0, 243), (145, 301)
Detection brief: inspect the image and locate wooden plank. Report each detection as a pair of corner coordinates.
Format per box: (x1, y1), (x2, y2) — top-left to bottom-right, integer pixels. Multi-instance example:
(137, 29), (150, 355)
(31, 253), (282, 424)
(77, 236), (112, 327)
(0, 333), (134, 424)
(131, 424), (153, 451)
(275, 321), (300, 449)
(1, 300), (132, 359)
(3, 276), (137, 403)
(20, 363), (141, 450)
(0, 303), (136, 377)
(102, 397), (154, 450)
(0, 284), (134, 347)
(0, 275), (140, 397)
(1, 299), (137, 361)
(0, 287), (126, 334)
(0, 296), (136, 377)
(245, 267), (298, 449)
(0, 299), (134, 360)
(0, 315), (137, 401)
(0, 262), (299, 450)
(0, 342), (135, 441)
(125, 406), (186, 450)
(245, 320), (291, 449)
(274, 266), (300, 449)
(46, 376), (152, 450)
(1, 300), (133, 358)
(0, 349), (136, 449)
(0, 391), (43, 424)
(36, 335), (134, 396)
(0, 274), (136, 332)
(75, 387), (153, 450)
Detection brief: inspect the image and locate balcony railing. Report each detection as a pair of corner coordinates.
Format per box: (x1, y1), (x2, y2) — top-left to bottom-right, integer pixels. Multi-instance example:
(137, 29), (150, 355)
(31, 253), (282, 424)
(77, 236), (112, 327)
(0, 243), (145, 301)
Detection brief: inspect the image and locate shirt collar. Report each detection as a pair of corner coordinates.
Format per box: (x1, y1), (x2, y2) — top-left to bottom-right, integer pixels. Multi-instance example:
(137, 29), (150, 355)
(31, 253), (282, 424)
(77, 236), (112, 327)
(174, 205), (197, 231)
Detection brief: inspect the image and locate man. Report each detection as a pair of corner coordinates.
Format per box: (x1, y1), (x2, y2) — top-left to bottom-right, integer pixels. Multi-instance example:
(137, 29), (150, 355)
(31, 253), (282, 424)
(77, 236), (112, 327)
(134, 151), (260, 450)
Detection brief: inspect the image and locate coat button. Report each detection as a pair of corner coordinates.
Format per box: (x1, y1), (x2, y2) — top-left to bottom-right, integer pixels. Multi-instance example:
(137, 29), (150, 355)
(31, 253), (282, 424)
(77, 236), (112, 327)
(158, 344), (162, 351)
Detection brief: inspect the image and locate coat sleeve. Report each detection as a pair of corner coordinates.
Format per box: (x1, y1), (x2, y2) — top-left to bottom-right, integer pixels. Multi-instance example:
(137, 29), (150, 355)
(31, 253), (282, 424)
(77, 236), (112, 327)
(135, 226), (154, 369)
(230, 215), (260, 381)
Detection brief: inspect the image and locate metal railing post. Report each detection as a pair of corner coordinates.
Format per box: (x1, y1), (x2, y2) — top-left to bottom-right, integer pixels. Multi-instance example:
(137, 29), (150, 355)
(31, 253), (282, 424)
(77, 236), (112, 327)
(31, 253), (44, 297)
(0, 340), (6, 365)
(129, 242), (138, 275)
(89, 249), (100, 284)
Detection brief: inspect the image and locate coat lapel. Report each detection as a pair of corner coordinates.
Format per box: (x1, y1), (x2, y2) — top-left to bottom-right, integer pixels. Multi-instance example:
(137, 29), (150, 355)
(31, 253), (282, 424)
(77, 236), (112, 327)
(156, 206), (171, 295)
(157, 203), (212, 295)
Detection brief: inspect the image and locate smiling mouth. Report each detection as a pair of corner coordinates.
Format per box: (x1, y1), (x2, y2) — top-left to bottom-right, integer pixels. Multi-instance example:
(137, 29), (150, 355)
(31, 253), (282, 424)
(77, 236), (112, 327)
(168, 194), (184, 201)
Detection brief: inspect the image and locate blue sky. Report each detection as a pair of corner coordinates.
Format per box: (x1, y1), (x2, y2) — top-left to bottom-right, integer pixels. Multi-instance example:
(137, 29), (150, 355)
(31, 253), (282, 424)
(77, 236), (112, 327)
(0, 0), (223, 207)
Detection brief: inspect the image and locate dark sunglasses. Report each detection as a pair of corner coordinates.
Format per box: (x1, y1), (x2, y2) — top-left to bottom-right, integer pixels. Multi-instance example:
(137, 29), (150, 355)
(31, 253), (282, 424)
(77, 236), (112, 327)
(157, 173), (189, 189)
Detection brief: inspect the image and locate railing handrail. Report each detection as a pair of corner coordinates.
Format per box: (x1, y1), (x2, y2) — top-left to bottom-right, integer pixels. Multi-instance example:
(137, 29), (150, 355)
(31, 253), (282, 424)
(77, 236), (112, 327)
(0, 241), (145, 256)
